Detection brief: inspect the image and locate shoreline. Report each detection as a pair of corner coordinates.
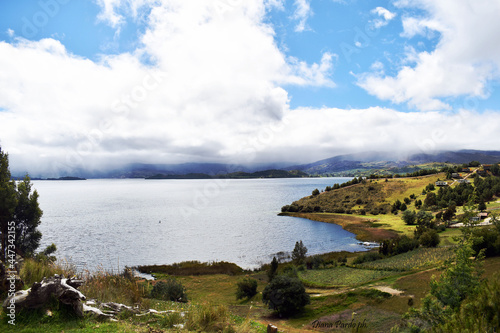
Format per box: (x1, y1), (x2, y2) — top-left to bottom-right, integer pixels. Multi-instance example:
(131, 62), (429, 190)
(278, 212), (399, 242)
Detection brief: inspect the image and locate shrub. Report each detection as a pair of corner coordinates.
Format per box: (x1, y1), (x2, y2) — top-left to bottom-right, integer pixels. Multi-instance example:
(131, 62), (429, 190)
(150, 278), (188, 303)
(236, 277), (258, 300)
(353, 252), (382, 265)
(419, 230), (440, 248)
(312, 188), (320, 196)
(262, 275), (310, 316)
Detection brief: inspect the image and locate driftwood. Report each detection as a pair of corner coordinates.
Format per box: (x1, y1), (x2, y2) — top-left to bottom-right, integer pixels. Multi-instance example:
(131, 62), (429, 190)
(2, 274), (86, 316)
(2, 274), (176, 320)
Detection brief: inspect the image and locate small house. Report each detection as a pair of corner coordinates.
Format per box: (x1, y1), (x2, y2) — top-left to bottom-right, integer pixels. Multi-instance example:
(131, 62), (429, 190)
(457, 179), (470, 184)
(478, 212), (488, 219)
(451, 173), (461, 179)
(435, 181), (448, 186)
(483, 164), (492, 171)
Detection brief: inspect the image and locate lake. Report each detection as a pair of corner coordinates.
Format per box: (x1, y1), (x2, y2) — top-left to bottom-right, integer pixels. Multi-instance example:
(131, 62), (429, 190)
(32, 177), (369, 271)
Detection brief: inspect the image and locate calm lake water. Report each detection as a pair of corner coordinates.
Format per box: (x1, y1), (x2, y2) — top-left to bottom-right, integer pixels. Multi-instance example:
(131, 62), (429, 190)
(32, 178), (369, 271)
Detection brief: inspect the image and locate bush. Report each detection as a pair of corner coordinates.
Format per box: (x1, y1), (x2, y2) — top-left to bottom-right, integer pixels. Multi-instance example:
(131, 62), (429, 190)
(150, 278), (188, 302)
(236, 277), (258, 300)
(262, 275), (310, 316)
(353, 252), (382, 265)
(312, 188), (320, 196)
(419, 230), (440, 248)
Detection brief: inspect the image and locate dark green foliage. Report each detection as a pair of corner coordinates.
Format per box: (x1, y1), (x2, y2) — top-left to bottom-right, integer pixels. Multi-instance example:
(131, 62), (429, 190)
(268, 256), (278, 281)
(404, 197), (411, 204)
(423, 192), (437, 208)
(138, 261), (243, 276)
(311, 188), (320, 196)
(305, 255), (324, 269)
(419, 230), (440, 247)
(262, 275), (310, 316)
(432, 274), (500, 332)
(478, 199), (487, 211)
(353, 252), (382, 265)
(470, 227), (500, 257)
(150, 278), (188, 302)
(402, 210), (416, 225)
(236, 277), (258, 300)
(291, 240), (307, 264)
(379, 235), (419, 257)
(0, 148), (43, 260)
(415, 199), (422, 209)
(469, 161), (481, 167)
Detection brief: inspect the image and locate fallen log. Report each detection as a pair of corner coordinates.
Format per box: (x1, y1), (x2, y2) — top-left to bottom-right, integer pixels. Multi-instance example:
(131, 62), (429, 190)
(2, 274), (85, 317)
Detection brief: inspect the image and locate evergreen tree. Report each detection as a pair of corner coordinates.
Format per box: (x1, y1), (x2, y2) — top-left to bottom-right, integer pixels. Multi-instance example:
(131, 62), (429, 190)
(291, 240), (307, 264)
(0, 147), (43, 260)
(0, 148), (17, 261)
(268, 256), (278, 281)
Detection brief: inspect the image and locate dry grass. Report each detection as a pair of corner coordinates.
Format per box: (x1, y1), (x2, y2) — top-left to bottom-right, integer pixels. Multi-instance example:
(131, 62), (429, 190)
(20, 258), (76, 287)
(79, 268), (144, 306)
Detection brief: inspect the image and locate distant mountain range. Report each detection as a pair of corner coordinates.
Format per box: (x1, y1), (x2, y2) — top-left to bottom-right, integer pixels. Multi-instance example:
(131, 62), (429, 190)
(284, 150), (500, 175)
(21, 150), (500, 179)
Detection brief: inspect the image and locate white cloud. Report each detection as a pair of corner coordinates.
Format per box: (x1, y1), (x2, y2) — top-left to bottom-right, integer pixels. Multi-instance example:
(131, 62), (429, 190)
(370, 7), (396, 29)
(6, 29), (14, 37)
(0, 0), (337, 175)
(359, 0), (500, 111)
(292, 0), (312, 32)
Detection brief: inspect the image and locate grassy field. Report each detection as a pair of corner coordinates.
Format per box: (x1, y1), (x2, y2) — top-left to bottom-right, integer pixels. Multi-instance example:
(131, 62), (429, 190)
(299, 266), (398, 288)
(358, 247), (455, 271)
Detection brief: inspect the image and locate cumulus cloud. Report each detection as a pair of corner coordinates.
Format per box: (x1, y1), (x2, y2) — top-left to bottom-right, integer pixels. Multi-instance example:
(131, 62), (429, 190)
(370, 7), (396, 28)
(358, 0), (500, 111)
(0, 0), (337, 175)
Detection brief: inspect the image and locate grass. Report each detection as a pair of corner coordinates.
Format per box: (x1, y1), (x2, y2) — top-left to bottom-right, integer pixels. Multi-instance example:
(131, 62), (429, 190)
(358, 247), (456, 272)
(19, 258), (76, 288)
(298, 266), (397, 288)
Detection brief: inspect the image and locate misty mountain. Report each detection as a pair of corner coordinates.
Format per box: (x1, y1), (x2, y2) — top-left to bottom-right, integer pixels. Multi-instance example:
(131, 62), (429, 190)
(285, 150), (500, 175)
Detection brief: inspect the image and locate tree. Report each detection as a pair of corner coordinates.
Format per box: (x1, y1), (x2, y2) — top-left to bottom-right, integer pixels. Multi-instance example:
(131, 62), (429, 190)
(311, 188), (320, 196)
(419, 230), (440, 247)
(402, 210), (417, 225)
(0, 148), (17, 261)
(14, 176), (42, 257)
(0, 147), (43, 261)
(424, 192), (437, 208)
(262, 275), (310, 316)
(291, 240), (307, 264)
(268, 256), (278, 281)
(478, 199), (487, 212)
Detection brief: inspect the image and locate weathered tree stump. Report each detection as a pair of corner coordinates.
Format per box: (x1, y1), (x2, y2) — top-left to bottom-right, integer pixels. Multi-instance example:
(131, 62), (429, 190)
(2, 274), (86, 317)
(267, 323), (278, 333)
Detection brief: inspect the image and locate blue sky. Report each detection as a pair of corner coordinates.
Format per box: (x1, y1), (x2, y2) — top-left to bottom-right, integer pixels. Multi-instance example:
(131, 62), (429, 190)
(1, 0), (500, 175)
